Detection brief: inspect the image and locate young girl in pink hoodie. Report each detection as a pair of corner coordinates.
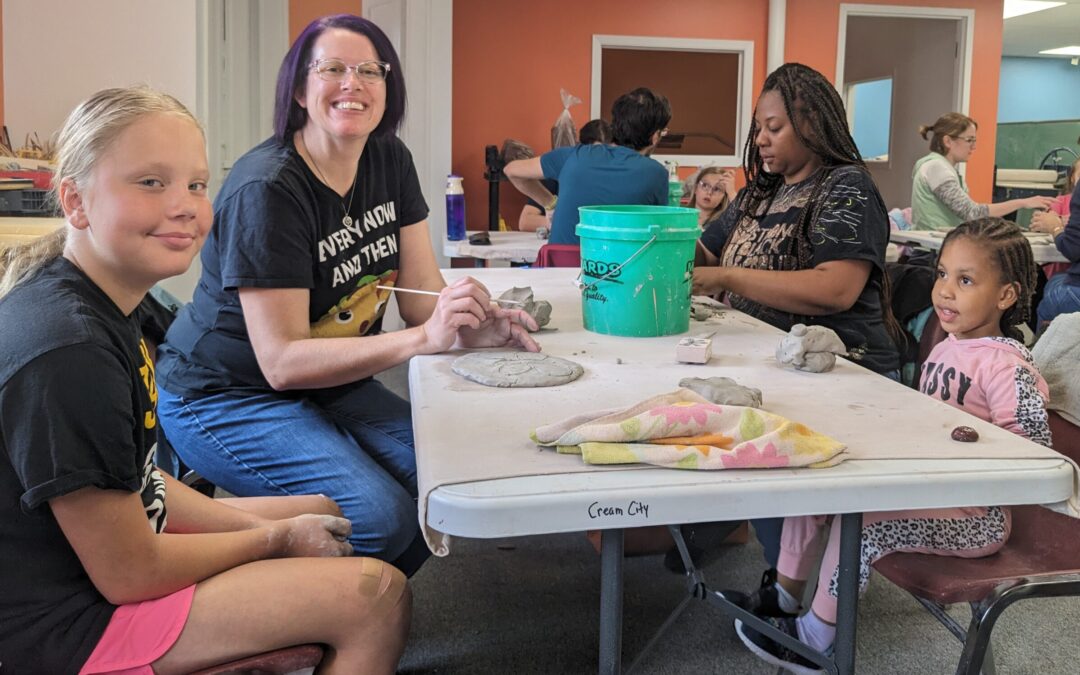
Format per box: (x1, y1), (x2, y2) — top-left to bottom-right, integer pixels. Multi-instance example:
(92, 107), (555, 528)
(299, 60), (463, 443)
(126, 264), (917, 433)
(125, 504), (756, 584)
(735, 217), (1051, 674)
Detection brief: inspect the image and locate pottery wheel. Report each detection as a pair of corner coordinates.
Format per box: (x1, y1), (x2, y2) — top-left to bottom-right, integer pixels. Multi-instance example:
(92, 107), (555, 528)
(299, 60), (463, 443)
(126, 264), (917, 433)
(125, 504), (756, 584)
(451, 351), (584, 388)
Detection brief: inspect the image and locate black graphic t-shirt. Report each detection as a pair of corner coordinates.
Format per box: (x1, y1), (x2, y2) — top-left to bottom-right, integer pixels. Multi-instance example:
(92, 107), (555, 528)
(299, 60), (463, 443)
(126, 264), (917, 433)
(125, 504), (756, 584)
(700, 166), (899, 374)
(0, 257), (165, 675)
(157, 134), (429, 396)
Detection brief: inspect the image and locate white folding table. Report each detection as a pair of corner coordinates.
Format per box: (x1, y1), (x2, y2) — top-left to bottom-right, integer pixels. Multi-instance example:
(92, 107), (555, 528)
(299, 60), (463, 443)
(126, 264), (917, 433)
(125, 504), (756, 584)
(442, 230), (545, 267)
(890, 229), (1067, 264)
(410, 268), (1074, 674)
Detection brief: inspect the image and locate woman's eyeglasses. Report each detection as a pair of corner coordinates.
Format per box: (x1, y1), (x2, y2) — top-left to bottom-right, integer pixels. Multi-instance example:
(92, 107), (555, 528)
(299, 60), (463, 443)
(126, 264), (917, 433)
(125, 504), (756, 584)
(310, 59), (391, 83)
(952, 135), (977, 146)
(696, 182), (725, 196)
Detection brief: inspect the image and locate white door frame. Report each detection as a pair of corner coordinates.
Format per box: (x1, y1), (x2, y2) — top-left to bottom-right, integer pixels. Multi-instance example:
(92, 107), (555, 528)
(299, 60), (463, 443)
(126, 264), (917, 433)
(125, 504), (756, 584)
(836, 4), (974, 115)
(365, 0), (453, 268)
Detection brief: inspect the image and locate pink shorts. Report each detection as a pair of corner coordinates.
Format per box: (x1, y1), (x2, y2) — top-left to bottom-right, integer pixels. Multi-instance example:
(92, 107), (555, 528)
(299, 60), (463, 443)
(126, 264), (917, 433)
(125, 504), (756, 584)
(79, 585), (196, 675)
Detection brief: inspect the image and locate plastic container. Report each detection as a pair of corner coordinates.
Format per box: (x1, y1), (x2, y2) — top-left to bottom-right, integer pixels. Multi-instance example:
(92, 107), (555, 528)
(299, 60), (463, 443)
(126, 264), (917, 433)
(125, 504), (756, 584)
(575, 205), (700, 337)
(0, 189), (52, 216)
(665, 160), (683, 207)
(446, 175), (466, 241)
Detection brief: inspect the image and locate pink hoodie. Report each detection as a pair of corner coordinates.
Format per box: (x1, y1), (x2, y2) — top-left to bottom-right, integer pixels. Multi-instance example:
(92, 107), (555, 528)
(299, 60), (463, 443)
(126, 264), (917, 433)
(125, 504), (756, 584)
(920, 335), (1052, 447)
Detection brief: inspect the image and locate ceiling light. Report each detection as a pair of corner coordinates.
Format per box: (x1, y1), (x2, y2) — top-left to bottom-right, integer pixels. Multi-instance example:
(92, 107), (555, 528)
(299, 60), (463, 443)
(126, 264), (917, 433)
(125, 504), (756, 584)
(1040, 46), (1080, 56)
(1003, 0), (1065, 19)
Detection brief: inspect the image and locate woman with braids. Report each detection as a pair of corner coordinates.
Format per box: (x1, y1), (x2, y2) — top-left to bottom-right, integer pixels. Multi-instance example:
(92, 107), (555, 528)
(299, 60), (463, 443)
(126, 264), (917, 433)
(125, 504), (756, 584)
(911, 112), (1053, 231)
(693, 63), (901, 376)
(733, 217), (1050, 673)
(691, 60), (903, 629)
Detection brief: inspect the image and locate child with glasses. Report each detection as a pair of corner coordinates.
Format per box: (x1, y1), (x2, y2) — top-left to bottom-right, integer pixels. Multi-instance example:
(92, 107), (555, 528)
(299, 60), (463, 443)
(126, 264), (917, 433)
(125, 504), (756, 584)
(912, 112), (1053, 232)
(0, 86), (410, 675)
(685, 166), (737, 228)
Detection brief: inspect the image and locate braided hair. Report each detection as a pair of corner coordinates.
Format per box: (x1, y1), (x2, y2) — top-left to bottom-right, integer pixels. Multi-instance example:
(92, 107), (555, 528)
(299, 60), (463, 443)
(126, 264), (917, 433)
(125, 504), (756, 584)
(938, 217), (1037, 341)
(734, 63), (906, 349)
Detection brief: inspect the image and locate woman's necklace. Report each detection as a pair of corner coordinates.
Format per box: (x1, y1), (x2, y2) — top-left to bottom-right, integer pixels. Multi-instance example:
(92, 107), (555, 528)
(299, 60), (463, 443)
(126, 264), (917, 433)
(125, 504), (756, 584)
(300, 133), (358, 228)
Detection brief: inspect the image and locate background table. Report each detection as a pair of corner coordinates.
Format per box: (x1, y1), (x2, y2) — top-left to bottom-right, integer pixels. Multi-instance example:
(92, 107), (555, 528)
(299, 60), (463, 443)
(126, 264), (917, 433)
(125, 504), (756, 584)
(410, 268), (1073, 674)
(890, 229), (1066, 264)
(442, 230), (545, 267)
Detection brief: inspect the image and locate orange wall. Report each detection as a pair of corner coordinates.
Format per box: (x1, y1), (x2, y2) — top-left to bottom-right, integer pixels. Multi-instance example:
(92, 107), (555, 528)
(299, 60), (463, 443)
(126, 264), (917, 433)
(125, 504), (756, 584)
(452, 0), (768, 231)
(786, 0), (1004, 201)
(453, 0), (1003, 228)
(289, 0), (363, 42)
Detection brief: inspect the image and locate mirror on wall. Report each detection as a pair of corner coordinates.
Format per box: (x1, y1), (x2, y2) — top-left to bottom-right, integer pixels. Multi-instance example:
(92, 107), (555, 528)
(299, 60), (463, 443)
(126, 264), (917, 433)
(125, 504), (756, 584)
(591, 35), (754, 167)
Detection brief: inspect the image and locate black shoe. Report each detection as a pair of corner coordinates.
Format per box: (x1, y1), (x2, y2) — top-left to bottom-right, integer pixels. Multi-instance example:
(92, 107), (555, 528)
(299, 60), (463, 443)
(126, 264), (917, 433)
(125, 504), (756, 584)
(734, 615), (829, 675)
(721, 568), (799, 618)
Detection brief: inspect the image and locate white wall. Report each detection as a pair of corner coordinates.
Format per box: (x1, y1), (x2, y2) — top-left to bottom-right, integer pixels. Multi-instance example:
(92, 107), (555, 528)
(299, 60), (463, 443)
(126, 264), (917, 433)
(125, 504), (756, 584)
(3, 0), (201, 300)
(3, 0), (199, 141)
(844, 16), (959, 210)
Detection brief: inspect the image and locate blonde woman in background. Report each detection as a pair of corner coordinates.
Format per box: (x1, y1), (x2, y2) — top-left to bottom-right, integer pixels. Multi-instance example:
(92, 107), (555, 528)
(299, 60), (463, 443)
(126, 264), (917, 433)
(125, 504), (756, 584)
(685, 166), (737, 228)
(911, 113), (1053, 231)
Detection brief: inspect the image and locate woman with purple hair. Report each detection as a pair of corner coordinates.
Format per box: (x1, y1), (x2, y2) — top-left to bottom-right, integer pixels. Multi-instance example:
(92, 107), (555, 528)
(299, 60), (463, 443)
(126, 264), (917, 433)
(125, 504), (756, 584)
(155, 15), (539, 578)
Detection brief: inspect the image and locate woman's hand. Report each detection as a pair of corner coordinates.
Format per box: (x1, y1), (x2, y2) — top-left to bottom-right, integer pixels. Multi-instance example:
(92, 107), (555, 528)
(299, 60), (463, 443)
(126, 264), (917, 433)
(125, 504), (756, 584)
(457, 304), (541, 352)
(692, 266), (729, 296)
(418, 277), (500, 353)
(274, 514), (353, 558)
(1031, 210), (1063, 234)
(1023, 195), (1056, 211)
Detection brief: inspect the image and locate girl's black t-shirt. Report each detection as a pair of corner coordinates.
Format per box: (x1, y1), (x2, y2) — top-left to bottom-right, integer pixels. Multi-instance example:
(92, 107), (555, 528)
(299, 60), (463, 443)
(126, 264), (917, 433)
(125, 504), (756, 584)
(0, 257), (165, 674)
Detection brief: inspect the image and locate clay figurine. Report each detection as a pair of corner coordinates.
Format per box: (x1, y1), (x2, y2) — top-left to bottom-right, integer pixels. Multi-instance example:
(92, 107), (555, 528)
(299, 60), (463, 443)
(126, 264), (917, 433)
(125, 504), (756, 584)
(678, 376), (762, 408)
(775, 323), (847, 373)
(497, 286), (552, 330)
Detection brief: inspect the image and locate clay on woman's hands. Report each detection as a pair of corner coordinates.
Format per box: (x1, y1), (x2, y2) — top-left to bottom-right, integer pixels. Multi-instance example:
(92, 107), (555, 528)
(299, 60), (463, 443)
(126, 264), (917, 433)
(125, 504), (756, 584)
(497, 286), (552, 331)
(951, 426), (979, 442)
(690, 295), (726, 321)
(678, 376), (762, 408)
(775, 323), (847, 373)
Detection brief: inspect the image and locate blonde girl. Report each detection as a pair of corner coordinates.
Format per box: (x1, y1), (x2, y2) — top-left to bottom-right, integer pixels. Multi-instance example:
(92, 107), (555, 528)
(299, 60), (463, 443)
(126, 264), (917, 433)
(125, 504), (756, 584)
(0, 87), (409, 675)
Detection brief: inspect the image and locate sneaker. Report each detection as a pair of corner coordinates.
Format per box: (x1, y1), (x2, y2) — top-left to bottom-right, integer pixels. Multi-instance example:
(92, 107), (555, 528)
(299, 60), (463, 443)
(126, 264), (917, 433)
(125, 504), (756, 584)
(734, 616), (828, 675)
(720, 568), (799, 618)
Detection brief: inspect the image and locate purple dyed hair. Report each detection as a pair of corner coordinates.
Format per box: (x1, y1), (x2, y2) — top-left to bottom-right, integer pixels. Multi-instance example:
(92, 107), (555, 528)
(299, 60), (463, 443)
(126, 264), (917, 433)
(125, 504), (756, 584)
(273, 14), (406, 142)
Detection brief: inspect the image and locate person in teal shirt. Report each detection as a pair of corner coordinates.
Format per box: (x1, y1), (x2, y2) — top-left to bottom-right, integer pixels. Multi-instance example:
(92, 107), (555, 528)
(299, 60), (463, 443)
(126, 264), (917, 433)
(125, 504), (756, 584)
(505, 88), (669, 245)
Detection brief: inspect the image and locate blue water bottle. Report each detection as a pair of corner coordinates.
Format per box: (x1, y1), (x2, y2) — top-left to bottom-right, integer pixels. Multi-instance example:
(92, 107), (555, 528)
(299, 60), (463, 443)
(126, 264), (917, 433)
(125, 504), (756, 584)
(446, 175), (466, 241)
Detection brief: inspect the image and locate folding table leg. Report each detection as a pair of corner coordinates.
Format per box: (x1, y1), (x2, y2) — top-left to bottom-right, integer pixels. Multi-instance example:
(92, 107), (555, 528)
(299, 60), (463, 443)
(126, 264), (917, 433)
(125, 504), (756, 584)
(834, 512), (864, 675)
(599, 528), (625, 675)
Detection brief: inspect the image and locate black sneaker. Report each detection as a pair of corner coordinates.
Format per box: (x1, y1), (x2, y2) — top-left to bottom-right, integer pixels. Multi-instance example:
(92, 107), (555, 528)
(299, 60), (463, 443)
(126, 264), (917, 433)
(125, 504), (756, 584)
(720, 568), (799, 618)
(734, 615), (829, 675)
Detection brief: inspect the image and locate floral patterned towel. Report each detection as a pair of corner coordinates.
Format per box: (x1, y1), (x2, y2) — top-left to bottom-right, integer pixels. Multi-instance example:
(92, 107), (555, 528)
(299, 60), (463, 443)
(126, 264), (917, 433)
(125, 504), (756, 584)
(531, 389), (846, 470)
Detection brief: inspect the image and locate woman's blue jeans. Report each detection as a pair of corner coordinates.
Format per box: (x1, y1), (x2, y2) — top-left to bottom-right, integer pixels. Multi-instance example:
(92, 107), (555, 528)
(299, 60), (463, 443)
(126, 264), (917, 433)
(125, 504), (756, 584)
(156, 378), (430, 576)
(1038, 274), (1080, 328)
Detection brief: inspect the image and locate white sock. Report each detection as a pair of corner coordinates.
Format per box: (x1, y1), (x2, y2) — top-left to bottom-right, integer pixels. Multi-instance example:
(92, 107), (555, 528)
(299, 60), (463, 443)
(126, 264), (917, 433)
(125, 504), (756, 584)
(796, 612), (836, 652)
(774, 582), (801, 613)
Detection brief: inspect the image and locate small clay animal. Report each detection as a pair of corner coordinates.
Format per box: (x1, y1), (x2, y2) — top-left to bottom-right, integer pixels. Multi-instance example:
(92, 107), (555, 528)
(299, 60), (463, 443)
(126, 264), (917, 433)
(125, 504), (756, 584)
(775, 324), (847, 373)
(497, 286), (552, 330)
(679, 376), (762, 408)
(951, 426), (979, 442)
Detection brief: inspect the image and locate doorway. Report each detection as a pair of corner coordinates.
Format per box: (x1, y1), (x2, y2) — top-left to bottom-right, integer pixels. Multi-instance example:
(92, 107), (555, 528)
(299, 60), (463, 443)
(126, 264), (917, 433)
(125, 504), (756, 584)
(836, 5), (974, 209)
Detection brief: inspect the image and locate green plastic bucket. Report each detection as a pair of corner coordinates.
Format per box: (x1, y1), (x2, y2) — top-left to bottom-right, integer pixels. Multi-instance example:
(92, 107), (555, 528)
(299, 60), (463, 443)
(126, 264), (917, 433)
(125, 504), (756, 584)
(575, 205), (700, 337)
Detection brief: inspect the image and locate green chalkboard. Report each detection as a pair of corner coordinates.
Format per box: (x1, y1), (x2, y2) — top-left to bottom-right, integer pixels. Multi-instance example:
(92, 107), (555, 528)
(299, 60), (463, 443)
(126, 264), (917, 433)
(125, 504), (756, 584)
(995, 119), (1080, 170)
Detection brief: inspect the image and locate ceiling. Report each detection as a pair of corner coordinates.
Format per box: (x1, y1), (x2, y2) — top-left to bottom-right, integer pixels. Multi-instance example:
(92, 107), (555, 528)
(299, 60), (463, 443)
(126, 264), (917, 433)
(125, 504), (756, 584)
(1002, 0), (1080, 57)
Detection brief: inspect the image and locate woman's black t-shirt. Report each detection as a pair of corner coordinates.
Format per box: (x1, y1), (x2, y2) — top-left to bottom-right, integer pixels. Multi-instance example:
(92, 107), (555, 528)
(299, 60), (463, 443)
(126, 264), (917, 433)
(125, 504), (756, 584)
(700, 166), (900, 374)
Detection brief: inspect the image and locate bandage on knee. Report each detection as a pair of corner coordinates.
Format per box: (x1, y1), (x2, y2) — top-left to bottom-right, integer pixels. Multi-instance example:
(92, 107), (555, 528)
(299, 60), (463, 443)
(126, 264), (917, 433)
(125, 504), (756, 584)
(357, 556), (408, 615)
